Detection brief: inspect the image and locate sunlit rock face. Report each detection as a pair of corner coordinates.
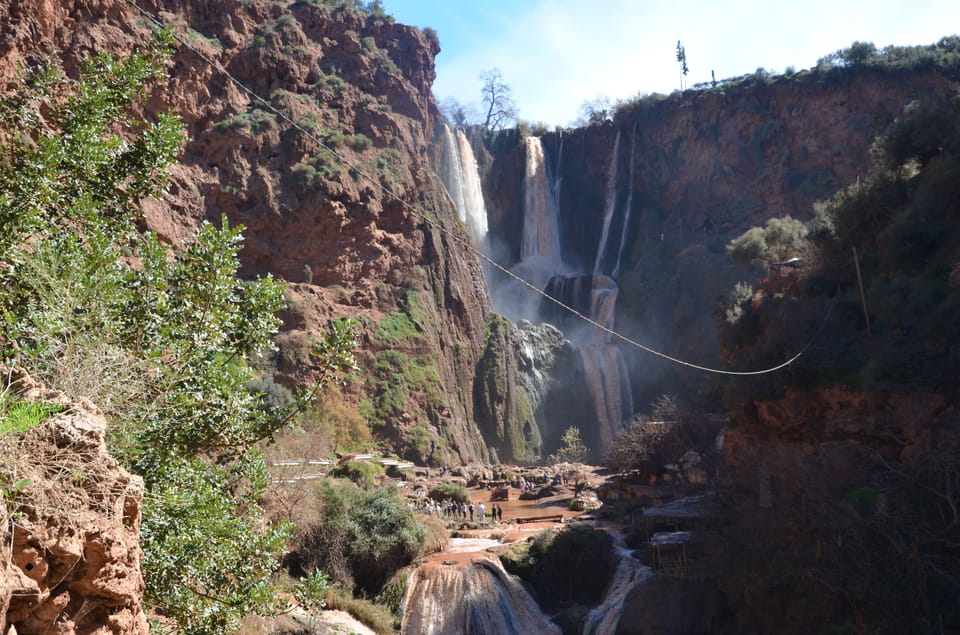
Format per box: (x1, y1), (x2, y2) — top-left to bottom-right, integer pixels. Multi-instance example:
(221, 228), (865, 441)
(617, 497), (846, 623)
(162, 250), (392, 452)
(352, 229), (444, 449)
(0, 0), (534, 464)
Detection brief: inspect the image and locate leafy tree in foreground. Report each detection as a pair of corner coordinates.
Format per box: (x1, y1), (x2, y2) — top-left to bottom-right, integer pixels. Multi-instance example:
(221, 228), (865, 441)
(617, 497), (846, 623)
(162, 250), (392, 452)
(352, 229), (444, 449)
(0, 37), (356, 634)
(294, 482), (426, 596)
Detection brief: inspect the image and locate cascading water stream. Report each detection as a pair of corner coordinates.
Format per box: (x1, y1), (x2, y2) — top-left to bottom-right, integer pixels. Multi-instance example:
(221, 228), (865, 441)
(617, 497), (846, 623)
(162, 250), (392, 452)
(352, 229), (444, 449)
(593, 131), (621, 277)
(612, 124), (637, 279)
(401, 558), (561, 635)
(521, 136), (562, 266)
(456, 128), (489, 243)
(506, 132), (637, 451)
(440, 124), (489, 246)
(582, 533), (656, 634)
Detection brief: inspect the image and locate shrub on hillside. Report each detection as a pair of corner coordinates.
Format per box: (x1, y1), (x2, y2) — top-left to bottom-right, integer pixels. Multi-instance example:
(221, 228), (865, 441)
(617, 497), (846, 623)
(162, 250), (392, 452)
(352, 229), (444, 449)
(428, 482), (468, 502)
(500, 525), (615, 611)
(293, 482), (425, 596)
(330, 460), (383, 488)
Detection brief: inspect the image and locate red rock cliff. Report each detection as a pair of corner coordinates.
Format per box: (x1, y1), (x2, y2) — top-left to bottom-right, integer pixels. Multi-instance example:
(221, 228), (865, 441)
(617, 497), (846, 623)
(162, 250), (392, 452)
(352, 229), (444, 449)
(0, 0), (511, 464)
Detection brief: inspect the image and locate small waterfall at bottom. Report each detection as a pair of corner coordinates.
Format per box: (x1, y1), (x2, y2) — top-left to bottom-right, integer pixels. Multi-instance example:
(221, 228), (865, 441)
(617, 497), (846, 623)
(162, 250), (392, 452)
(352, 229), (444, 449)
(582, 545), (656, 635)
(401, 558), (560, 635)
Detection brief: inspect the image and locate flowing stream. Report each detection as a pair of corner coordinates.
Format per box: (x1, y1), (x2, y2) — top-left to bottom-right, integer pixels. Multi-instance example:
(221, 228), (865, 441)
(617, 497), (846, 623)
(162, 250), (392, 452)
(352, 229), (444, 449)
(582, 540), (655, 634)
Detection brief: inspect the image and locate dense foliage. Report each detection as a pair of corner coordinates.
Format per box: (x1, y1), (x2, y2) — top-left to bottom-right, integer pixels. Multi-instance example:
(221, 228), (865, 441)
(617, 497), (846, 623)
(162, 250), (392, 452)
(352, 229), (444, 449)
(0, 40), (356, 634)
(293, 481), (426, 596)
(500, 525), (616, 612)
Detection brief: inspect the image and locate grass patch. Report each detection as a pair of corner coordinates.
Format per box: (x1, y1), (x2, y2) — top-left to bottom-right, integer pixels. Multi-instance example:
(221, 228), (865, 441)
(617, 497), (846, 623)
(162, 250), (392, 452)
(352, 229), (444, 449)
(374, 290), (426, 343)
(324, 585), (395, 635)
(0, 395), (64, 437)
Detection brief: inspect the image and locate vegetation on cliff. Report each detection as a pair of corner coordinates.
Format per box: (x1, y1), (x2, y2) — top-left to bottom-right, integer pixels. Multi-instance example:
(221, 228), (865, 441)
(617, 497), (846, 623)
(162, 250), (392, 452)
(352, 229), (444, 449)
(716, 94), (960, 633)
(0, 39), (359, 633)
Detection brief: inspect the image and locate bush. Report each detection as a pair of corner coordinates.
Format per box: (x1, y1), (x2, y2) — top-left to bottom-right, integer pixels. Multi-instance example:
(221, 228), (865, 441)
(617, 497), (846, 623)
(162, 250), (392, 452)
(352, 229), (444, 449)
(606, 395), (687, 473)
(501, 525), (615, 610)
(294, 482), (425, 595)
(330, 460), (383, 488)
(726, 216), (809, 268)
(549, 426), (589, 464)
(0, 42), (359, 634)
(428, 482), (469, 503)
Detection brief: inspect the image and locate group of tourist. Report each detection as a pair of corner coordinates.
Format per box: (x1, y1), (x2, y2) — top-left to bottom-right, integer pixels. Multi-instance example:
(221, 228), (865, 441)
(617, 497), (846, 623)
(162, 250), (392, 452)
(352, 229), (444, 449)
(414, 497), (505, 524)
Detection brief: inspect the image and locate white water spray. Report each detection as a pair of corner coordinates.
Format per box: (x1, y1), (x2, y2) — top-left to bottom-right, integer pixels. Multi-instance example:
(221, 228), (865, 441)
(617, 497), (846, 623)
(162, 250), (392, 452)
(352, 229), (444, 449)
(440, 124), (489, 245)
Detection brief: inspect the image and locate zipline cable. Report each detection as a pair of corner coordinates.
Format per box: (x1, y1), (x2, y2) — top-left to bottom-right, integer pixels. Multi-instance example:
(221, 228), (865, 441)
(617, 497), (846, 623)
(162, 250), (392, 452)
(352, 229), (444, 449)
(121, 0), (833, 376)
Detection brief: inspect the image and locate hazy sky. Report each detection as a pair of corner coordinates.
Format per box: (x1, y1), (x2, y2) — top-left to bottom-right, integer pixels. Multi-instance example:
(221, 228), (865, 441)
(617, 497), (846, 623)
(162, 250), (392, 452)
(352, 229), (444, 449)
(383, 0), (960, 126)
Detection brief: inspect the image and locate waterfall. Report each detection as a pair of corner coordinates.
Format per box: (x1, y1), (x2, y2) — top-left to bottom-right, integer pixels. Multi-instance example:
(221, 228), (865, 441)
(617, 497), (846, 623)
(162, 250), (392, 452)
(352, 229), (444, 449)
(581, 345), (633, 449)
(491, 133), (636, 452)
(593, 126), (638, 279)
(456, 129), (489, 242)
(593, 131), (621, 276)
(401, 559), (560, 635)
(582, 544), (656, 635)
(440, 124), (489, 245)
(612, 125), (637, 278)
(521, 136), (561, 265)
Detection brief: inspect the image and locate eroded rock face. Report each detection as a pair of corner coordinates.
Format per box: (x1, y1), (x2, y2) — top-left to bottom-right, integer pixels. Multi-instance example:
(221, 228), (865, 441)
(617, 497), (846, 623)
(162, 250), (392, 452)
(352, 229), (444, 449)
(0, 0), (502, 463)
(1, 367), (147, 635)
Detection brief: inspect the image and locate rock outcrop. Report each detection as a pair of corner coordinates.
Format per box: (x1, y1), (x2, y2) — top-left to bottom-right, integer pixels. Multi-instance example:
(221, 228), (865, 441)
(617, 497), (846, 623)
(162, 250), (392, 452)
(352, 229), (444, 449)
(1, 368), (146, 635)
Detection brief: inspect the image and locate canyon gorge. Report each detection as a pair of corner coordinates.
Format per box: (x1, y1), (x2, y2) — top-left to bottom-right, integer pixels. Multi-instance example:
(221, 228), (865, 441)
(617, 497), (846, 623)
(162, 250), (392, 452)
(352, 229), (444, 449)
(2, 0), (959, 633)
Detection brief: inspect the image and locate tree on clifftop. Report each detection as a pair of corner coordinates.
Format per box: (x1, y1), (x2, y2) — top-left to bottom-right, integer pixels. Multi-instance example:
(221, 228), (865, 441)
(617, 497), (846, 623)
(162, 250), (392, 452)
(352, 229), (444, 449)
(480, 67), (517, 131)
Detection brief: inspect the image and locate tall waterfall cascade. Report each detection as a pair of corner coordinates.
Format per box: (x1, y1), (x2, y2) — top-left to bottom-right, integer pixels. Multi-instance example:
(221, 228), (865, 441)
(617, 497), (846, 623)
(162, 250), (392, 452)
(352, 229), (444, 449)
(593, 131), (622, 276)
(440, 124), (489, 245)
(520, 132), (636, 450)
(522, 136), (562, 265)
(491, 136), (568, 321)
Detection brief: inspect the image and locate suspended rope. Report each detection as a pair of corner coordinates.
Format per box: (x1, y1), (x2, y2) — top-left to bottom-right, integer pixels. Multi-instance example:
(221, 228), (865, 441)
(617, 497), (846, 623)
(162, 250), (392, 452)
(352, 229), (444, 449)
(121, 0), (833, 376)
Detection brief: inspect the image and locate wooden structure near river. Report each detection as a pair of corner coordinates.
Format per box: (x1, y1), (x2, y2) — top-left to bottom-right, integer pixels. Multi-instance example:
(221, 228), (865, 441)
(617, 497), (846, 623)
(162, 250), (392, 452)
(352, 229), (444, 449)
(642, 495), (723, 579)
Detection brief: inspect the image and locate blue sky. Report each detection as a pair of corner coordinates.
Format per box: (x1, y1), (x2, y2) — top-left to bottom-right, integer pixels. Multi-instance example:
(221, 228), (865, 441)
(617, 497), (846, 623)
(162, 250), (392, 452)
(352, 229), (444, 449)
(383, 0), (960, 126)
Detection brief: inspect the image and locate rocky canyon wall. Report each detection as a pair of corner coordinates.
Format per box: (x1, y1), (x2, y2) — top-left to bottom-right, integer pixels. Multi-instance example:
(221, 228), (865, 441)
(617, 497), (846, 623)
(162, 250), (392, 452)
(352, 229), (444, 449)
(0, 0), (536, 464)
(480, 66), (960, 413)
